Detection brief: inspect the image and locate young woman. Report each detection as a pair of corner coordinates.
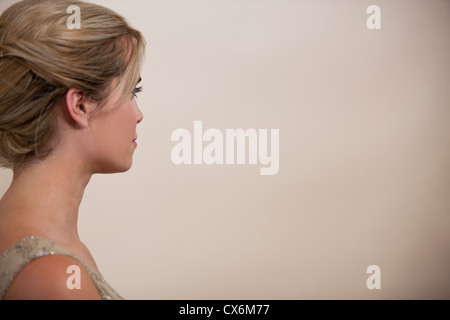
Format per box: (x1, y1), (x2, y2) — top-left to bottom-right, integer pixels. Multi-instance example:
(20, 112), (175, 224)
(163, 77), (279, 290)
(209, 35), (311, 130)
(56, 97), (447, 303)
(0, 0), (145, 299)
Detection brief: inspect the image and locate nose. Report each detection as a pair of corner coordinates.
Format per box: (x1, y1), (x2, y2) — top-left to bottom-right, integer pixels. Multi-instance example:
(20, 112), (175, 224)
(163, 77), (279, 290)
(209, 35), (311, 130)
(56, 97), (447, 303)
(136, 104), (144, 124)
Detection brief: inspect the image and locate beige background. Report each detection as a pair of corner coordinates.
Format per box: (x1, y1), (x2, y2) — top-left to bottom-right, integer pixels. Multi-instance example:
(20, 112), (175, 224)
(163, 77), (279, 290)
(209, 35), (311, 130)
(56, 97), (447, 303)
(1, 0), (449, 299)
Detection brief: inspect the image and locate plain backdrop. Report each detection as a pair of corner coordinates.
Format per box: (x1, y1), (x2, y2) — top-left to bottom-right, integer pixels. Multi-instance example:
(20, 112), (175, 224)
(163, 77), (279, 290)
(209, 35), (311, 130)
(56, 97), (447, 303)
(1, 0), (449, 299)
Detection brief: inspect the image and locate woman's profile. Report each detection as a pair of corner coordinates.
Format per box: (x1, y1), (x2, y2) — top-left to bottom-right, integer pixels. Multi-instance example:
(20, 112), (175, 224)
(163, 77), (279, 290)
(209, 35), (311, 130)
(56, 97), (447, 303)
(0, 0), (145, 299)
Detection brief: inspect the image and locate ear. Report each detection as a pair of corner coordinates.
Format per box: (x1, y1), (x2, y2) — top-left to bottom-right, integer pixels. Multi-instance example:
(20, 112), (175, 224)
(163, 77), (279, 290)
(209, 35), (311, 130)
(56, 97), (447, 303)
(65, 88), (93, 128)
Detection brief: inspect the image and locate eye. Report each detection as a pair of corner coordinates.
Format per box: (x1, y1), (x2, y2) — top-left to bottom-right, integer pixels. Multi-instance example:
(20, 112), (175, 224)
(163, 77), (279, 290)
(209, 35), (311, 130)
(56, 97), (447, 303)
(133, 86), (143, 98)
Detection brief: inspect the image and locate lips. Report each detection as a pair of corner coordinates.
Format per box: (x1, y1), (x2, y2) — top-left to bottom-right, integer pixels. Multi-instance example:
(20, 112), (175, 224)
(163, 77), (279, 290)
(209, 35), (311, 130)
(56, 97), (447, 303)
(132, 136), (138, 147)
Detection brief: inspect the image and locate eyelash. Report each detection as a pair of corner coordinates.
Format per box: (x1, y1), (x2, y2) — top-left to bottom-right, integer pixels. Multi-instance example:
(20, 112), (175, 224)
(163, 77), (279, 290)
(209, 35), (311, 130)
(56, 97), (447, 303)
(133, 86), (143, 98)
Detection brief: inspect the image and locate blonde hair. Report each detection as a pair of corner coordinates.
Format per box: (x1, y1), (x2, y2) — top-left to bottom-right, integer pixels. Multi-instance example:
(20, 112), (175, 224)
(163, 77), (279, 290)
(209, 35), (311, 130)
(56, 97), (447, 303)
(0, 0), (145, 169)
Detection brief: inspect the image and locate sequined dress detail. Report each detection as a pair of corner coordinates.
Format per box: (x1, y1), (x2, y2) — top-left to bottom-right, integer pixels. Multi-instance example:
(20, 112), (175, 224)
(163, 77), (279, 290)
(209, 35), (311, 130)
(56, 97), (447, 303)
(0, 236), (123, 300)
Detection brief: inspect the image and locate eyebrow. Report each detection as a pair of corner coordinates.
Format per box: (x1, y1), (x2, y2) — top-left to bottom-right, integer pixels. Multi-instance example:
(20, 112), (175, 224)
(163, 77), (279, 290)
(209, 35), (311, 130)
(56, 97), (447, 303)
(137, 77), (142, 85)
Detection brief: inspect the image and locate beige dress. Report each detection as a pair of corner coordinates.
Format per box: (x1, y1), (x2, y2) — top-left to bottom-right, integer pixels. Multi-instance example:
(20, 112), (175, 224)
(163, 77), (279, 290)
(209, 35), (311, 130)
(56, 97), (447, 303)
(0, 235), (123, 300)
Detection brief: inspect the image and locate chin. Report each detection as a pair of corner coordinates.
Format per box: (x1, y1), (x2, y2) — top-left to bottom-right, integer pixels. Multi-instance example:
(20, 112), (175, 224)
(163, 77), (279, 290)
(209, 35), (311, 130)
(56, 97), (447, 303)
(111, 161), (133, 174)
(93, 158), (134, 174)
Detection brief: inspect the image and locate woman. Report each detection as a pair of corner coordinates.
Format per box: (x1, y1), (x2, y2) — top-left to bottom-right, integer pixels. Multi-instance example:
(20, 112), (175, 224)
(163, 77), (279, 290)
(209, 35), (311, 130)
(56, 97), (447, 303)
(0, 0), (145, 299)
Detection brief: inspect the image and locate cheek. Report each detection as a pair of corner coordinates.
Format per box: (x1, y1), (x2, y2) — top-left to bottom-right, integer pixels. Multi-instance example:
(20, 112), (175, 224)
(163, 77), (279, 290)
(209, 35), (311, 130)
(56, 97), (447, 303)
(118, 107), (138, 141)
(101, 106), (135, 139)
(87, 120), (134, 172)
(89, 110), (134, 153)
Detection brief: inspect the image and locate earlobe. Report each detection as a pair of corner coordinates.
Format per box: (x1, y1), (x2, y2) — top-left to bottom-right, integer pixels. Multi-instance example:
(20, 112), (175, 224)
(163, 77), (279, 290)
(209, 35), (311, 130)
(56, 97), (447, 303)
(65, 88), (90, 128)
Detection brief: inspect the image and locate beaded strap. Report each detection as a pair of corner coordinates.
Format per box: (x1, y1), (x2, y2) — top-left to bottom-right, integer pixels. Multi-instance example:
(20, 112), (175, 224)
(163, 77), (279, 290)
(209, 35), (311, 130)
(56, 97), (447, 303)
(0, 236), (123, 300)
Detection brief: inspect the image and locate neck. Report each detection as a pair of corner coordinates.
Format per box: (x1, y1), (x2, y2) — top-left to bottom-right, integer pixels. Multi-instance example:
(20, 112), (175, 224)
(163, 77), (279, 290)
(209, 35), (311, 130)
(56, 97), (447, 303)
(0, 153), (92, 243)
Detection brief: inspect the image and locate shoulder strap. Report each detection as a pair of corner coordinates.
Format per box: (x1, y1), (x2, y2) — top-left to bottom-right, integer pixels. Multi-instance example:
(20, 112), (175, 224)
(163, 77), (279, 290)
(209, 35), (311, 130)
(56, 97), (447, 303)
(0, 236), (122, 300)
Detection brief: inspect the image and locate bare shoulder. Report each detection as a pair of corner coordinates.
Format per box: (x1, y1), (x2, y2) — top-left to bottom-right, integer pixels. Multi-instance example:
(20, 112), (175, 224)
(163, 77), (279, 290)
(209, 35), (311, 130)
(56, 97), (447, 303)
(3, 254), (102, 300)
